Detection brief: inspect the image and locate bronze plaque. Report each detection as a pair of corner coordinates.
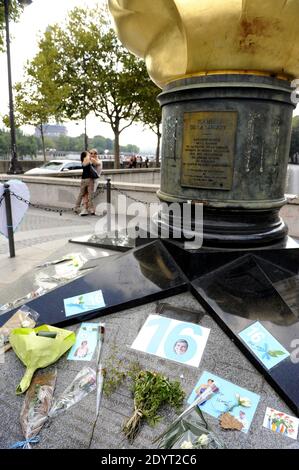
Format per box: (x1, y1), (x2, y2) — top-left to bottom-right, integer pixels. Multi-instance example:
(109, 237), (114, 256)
(181, 111), (237, 190)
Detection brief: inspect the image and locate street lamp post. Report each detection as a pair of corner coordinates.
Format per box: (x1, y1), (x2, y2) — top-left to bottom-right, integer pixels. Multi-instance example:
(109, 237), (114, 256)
(3, 0), (32, 174)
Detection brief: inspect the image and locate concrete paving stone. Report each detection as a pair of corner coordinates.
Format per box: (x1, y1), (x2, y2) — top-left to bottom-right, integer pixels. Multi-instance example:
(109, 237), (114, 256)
(35, 368), (97, 449)
(0, 398), (24, 449)
(204, 329), (259, 374)
(90, 407), (131, 449)
(246, 380), (299, 449)
(211, 362), (264, 395)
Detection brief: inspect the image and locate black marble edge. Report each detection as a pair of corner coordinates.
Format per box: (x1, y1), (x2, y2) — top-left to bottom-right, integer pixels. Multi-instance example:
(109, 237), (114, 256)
(189, 284), (299, 418)
(68, 238), (132, 252)
(41, 283), (189, 329)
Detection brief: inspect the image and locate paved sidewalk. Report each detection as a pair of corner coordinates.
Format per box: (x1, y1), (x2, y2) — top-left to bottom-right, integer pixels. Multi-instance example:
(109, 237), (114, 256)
(0, 208), (101, 291)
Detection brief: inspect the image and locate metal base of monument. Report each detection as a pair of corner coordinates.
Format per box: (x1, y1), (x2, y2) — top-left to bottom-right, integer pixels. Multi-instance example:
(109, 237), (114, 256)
(158, 73), (294, 247)
(155, 205), (288, 249)
(1, 239), (298, 415)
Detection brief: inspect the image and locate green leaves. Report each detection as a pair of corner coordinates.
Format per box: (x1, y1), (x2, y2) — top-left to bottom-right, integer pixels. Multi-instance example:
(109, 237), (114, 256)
(124, 369), (185, 442)
(0, 0), (23, 52)
(268, 350), (286, 357)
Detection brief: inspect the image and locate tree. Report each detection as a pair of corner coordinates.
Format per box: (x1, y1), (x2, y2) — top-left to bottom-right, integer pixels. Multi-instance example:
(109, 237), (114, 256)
(289, 116), (299, 163)
(29, 7), (152, 168)
(138, 80), (162, 166)
(11, 29), (68, 161)
(0, 0), (22, 52)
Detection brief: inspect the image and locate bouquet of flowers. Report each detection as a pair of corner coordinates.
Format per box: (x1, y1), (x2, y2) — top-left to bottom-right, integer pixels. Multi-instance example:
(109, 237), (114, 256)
(154, 382), (225, 449)
(0, 305), (39, 353)
(154, 406), (225, 449)
(48, 367), (96, 418)
(11, 369), (57, 449)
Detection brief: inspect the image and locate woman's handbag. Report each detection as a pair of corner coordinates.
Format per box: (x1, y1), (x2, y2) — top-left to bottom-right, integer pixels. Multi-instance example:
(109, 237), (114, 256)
(90, 165), (99, 179)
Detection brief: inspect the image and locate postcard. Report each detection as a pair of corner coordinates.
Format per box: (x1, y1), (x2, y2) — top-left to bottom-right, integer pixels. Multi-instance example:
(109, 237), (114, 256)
(64, 290), (106, 317)
(187, 371), (260, 433)
(131, 314), (210, 367)
(67, 322), (100, 362)
(238, 321), (290, 370)
(263, 407), (299, 440)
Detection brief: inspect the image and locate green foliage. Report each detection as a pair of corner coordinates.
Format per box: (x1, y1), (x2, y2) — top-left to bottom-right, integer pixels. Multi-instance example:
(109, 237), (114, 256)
(123, 369), (185, 443)
(20, 6), (152, 168)
(0, 128), (138, 158)
(0, 128), (37, 157)
(290, 116), (299, 162)
(137, 79), (162, 165)
(0, 0), (22, 52)
(102, 348), (185, 443)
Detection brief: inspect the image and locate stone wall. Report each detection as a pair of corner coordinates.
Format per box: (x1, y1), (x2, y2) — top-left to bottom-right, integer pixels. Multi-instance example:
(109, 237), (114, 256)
(0, 175), (160, 213)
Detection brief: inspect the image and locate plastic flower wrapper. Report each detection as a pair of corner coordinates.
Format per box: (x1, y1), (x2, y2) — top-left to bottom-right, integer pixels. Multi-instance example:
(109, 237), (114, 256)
(0, 306), (39, 353)
(0, 288), (45, 314)
(154, 383), (225, 449)
(11, 369), (57, 449)
(48, 367), (96, 419)
(154, 405), (225, 450)
(9, 325), (76, 395)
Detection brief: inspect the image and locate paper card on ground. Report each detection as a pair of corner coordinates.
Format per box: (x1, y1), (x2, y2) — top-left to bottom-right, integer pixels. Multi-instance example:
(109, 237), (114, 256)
(67, 322), (100, 361)
(238, 321), (290, 370)
(263, 407), (299, 440)
(64, 290), (105, 317)
(131, 314), (210, 367)
(187, 371), (260, 434)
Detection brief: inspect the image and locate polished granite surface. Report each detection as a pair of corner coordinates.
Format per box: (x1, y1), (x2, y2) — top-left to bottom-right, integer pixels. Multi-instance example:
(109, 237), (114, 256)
(69, 230), (137, 252)
(191, 252), (299, 416)
(0, 240), (188, 328)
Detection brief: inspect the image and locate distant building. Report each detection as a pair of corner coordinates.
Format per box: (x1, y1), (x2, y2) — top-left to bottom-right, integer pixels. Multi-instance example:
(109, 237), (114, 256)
(35, 124), (68, 138)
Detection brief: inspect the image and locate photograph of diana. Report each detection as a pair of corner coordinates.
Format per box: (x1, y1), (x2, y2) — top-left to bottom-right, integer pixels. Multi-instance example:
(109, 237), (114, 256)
(174, 339), (189, 356)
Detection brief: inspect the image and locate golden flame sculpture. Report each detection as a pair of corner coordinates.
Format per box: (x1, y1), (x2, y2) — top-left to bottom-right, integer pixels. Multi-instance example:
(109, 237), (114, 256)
(108, 0), (299, 87)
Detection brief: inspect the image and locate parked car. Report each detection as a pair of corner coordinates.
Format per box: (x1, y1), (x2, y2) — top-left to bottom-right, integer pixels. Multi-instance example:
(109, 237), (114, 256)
(24, 160), (82, 176)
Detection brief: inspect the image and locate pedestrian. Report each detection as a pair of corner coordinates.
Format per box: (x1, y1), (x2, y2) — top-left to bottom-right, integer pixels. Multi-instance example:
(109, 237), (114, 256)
(81, 148), (102, 211)
(145, 157), (149, 168)
(73, 151), (98, 216)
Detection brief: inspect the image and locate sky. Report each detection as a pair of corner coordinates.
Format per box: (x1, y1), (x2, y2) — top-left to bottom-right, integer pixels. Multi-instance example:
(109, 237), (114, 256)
(0, 0), (157, 153)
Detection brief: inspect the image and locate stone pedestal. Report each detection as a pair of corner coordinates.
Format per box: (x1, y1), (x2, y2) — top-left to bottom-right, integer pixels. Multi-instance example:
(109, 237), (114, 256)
(157, 74), (295, 247)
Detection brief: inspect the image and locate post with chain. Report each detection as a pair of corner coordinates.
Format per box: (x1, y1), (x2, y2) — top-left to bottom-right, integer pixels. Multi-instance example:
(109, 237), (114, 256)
(106, 178), (112, 233)
(4, 183), (15, 258)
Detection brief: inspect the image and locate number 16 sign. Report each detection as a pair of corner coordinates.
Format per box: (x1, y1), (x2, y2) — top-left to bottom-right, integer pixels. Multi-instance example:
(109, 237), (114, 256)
(131, 315), (210, 367)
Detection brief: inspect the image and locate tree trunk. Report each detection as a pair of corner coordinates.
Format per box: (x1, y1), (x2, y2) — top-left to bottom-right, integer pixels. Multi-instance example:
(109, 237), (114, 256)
(40, 124), (46, 162)
(156, 129), (161, 168)
(114, 129), (120, 169)
(84, 116), (88, 150)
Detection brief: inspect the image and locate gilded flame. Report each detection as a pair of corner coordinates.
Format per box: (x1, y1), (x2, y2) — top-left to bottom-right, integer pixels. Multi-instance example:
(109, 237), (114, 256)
(108, 0), (299, 87)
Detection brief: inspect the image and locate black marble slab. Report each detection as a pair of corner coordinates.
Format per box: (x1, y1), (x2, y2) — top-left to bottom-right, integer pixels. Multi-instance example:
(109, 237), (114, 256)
(163, 238), (299, 281)
(69, 230), (136, 252)
(191, 252), (299, 417)
(0, 240), (188, 328)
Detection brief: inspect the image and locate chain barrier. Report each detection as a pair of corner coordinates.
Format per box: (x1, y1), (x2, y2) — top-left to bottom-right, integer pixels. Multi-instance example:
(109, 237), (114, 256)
(10, 192), (73, 215)
(2, 183), (147, 214)
(8, 183), (106, 216)
(111, 185), (152, 206)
